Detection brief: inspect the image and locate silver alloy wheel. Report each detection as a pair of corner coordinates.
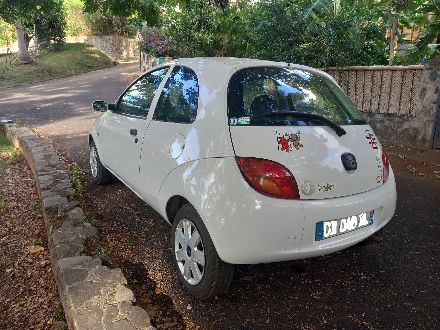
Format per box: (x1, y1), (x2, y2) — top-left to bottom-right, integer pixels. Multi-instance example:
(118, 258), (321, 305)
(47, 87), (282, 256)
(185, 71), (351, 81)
(174, 218), (205, 285)
(90, 145), (98, 178)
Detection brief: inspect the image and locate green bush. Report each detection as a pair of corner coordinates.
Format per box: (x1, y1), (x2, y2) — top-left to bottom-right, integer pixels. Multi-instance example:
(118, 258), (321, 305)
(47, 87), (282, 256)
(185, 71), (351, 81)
(162, 2), (242, 57)
(161, 0), (387, 67)
(0, 19), (15, 47)
(234, 0), (387, 67)
(84, 12), (135, 37)
(34, 0), (66, 50)
(64, 0), (89, 37)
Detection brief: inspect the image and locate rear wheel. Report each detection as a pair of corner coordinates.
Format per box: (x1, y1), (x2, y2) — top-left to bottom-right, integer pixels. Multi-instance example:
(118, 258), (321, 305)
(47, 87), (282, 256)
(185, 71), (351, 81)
(89, 141), (112, 184)
(171, 204), (234, 299)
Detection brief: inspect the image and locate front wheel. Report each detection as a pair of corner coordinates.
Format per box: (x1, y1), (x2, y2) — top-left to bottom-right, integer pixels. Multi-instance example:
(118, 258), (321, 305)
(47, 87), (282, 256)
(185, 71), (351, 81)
(171, 204), (234, 300)
(89, 141), (112, 184)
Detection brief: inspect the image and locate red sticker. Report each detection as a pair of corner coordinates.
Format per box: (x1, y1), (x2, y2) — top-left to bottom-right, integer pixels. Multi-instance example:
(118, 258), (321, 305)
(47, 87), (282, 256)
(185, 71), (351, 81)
(365, 129), (378, 149)
(274, 131), (303, 152)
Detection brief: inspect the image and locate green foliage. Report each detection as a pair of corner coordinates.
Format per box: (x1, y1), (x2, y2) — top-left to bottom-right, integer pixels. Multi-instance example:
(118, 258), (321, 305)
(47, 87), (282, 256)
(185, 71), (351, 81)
(34, 0), (66, 49)
(162, 1), (243, 57)
(0, 136), (22, 173)
(64, 0), (89, 37)
(81, 0), (161, 35)
(161, 0), (387, 66)
(0, 0), (66, 50)
(29, 197), (43, 214)
(52, 305), (65, 322)
(0, 19), (15, 46)
(84, 12), (135, 36)
(70, 163), (84, 197)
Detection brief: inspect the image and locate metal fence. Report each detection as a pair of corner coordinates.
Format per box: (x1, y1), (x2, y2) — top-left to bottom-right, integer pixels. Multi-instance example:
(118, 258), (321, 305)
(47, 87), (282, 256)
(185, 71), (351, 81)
(325, 65), (424, 117)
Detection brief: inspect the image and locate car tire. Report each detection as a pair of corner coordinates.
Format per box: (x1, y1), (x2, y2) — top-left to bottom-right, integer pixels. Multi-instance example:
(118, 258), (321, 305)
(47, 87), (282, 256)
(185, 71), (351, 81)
(171, 204), (234, 300)
(89, 140), (112, 185)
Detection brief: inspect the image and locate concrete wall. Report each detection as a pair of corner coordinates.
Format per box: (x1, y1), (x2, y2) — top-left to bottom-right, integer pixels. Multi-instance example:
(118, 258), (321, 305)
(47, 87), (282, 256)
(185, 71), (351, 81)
(326, 59), (440, 149)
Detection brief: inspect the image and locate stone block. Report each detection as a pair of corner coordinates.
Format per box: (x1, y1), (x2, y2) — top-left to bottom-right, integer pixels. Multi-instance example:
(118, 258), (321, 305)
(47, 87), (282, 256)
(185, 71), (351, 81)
(43, 194), (68, 209)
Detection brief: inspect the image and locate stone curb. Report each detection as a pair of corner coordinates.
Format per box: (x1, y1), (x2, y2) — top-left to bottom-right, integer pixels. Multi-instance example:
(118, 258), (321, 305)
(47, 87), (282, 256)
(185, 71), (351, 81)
(0, 123), (153, 330)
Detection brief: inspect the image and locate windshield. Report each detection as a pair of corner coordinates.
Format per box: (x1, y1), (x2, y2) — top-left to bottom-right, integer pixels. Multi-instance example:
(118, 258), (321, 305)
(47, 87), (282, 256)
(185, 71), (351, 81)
(227, 66), (366, 126)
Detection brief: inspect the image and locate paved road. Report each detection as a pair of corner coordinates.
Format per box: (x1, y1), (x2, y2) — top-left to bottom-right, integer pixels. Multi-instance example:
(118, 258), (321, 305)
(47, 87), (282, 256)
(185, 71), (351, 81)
(0, 63), (139, 162)
(1, 66), (439, 329)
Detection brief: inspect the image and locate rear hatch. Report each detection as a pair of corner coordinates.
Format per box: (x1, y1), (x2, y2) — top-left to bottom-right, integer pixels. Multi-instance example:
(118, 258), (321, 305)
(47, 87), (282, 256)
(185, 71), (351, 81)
(228, 66), (384, 200)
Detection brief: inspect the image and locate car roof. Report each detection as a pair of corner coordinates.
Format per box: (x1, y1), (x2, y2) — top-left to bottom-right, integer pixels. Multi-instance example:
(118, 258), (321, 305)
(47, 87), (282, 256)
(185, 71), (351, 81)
(168, 57), (337, 84)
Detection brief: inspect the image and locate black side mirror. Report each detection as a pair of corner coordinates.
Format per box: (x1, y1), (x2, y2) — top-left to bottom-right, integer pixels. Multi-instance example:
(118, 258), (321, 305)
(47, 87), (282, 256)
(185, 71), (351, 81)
(93, 100), (116, 112)
(92, 100), (108, 112)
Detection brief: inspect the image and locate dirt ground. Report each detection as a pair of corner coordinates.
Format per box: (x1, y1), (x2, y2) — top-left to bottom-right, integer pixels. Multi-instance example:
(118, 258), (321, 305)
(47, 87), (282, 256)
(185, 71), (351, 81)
(0, 141), (66, 330)
(384, 142), (440, 181)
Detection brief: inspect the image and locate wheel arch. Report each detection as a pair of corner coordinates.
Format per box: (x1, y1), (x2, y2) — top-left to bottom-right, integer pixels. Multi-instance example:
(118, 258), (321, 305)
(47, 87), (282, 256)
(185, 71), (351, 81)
(165, 195), (190, 224)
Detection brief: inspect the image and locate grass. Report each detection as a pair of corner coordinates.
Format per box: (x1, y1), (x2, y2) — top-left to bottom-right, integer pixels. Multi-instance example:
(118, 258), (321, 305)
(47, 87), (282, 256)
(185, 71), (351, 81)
(0, 136), (22, 211)
(28, 197), (43, 214)
(0, 135), (23, 173)
(0, 43), (114, 90)
(70, 163), (85, 197)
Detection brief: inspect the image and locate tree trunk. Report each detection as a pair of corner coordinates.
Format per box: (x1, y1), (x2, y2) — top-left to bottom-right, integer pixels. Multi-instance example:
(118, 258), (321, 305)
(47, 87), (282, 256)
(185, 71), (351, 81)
(388, 11), (398, 65)
(15, 20), (33, 64)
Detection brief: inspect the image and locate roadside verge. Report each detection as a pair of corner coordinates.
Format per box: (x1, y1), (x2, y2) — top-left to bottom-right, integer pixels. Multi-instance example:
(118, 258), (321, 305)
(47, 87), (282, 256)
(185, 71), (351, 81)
(0, 123), (153, 330)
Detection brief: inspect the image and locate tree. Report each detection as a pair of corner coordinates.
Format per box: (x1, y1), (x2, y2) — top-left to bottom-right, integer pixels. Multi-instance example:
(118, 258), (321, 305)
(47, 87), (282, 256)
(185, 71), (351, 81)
(308, 0), (440, 64)
(33, 0), (66, 50)
(403, 0), (440, 63)
(82, 0), (161, 27)
(0, 19), (15, 47)
(0, 0), (66, 63)
(231, 0), (387, 67)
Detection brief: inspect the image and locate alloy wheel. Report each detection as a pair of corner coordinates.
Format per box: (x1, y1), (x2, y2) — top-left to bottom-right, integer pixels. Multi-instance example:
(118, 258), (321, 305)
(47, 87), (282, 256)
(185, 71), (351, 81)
(174, 218), (205, 285)
(90, 145), (98, 178)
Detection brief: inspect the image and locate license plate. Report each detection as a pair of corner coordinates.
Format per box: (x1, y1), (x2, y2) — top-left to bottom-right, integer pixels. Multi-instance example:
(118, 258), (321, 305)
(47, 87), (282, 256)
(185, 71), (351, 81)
(315, 211), (374, 241)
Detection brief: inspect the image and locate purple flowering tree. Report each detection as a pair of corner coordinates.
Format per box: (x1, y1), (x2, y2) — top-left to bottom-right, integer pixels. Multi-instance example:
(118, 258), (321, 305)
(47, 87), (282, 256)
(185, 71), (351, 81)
(136, 28), (178, 58)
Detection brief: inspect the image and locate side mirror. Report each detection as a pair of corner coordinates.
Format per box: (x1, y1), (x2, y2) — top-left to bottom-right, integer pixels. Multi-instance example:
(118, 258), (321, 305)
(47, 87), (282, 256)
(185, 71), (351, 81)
(92, 100), (108, 112)
(93, 100), (116, 112)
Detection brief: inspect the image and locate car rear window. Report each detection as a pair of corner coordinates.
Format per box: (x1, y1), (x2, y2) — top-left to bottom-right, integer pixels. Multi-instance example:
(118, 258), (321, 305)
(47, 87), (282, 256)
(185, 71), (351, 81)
(228, 66), (366, 126)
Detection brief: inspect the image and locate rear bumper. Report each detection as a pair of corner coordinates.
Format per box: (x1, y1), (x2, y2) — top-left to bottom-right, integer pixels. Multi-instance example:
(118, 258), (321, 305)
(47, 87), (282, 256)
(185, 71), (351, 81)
(212, 166), (396, 264)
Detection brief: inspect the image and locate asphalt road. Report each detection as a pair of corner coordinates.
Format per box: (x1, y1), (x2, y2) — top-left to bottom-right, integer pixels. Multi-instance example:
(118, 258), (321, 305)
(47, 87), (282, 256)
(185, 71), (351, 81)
(1, 65), (439, 329)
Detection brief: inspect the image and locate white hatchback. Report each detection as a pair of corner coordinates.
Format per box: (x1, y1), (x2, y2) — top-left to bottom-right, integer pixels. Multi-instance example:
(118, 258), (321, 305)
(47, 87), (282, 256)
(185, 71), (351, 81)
(89, 58), (396, 299)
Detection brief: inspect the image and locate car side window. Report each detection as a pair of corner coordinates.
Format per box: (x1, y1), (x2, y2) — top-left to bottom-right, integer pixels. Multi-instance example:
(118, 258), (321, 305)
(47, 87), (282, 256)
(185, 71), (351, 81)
(153, 66), (199, 123)
(118, 67), (169, 118)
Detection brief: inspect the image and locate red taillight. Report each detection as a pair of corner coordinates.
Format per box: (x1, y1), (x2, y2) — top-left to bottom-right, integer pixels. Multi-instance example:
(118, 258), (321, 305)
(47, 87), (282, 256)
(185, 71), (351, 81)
(236, 157), (300, 199)
(382, 151), (390, 183)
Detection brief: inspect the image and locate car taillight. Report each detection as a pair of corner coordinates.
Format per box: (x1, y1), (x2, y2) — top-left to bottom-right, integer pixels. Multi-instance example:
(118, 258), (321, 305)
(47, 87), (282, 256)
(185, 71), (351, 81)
(382, 151), (390, 183)
(235, 157), (300, 199)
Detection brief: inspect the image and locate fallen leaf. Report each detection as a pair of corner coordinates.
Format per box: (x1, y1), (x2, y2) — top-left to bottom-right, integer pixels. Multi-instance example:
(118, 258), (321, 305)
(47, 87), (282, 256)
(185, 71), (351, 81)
(368, 235), (383, 243)
(29, 245), (45, 254)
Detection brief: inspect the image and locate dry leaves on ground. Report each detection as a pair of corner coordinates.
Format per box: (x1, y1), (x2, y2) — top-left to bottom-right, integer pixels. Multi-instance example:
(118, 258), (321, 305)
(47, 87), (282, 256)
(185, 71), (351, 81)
(0, 149), (65, 329)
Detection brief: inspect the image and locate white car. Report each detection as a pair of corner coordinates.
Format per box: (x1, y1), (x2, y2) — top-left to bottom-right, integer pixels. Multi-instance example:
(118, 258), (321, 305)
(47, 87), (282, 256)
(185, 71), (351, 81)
(89, 58), (396, 299)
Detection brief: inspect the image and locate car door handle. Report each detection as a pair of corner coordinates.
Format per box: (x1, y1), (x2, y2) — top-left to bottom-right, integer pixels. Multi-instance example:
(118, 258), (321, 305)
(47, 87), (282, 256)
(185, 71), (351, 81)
(130, 129), (137, 136)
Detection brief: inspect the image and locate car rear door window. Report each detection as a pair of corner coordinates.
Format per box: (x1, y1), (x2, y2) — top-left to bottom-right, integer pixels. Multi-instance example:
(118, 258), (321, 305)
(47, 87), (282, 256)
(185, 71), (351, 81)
(118, 67), (169, 118)
(153, 66), (199, 123)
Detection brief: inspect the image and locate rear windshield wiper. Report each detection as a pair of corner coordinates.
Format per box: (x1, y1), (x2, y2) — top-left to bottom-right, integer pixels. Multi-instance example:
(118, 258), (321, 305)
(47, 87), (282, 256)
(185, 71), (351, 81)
(260, 111), (347, 137)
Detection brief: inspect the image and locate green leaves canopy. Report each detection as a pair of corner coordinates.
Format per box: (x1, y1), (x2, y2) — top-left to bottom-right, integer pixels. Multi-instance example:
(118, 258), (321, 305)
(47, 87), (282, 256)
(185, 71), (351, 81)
(81, 0), (161, 26)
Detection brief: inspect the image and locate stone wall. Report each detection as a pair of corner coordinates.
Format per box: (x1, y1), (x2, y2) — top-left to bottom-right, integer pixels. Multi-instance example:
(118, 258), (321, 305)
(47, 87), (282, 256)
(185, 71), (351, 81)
(0, 123), (153, 330)
(67, 35), (139, 61)
(326, 60), (440, 149)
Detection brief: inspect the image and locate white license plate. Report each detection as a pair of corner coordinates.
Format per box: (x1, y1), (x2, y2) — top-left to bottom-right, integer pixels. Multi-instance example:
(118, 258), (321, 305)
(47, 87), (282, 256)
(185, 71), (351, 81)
(315, 211), (374, 241)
